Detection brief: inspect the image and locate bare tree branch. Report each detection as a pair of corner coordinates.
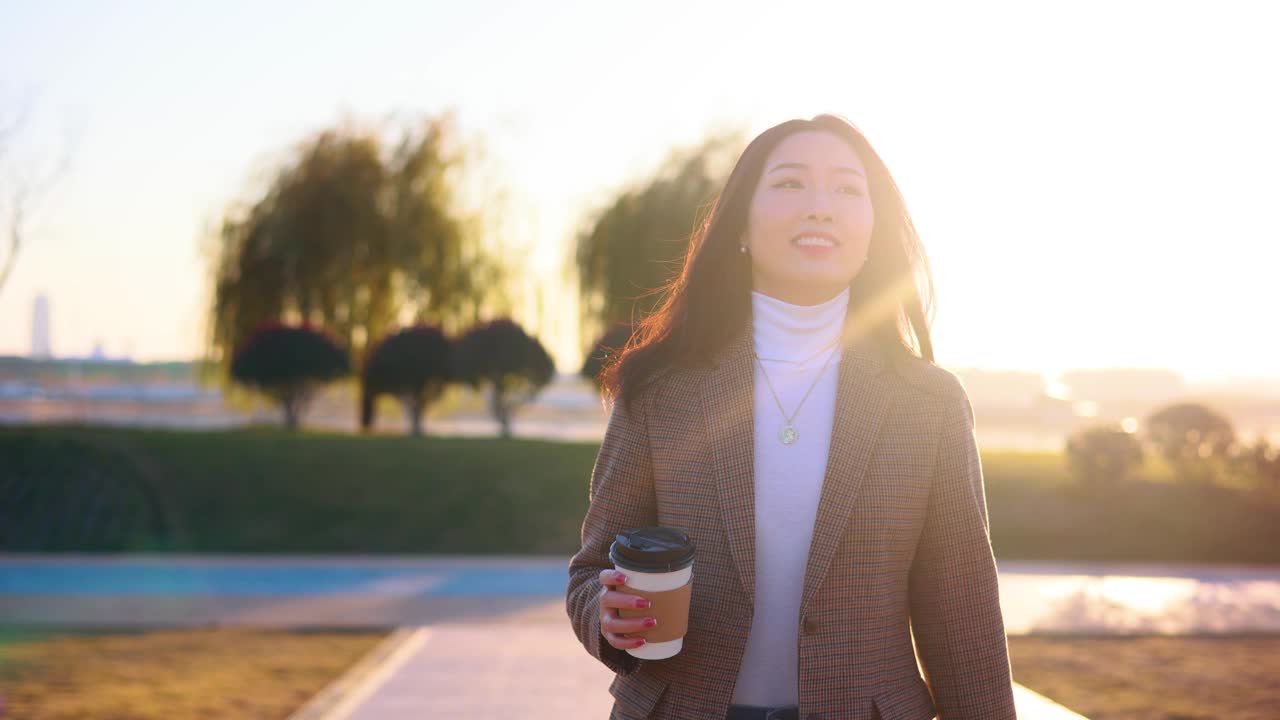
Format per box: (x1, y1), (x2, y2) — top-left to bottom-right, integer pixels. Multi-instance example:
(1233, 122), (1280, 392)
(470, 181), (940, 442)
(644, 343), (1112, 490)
(0, 97), (73, 298)
(0, 186), (27, 291)
(0, 89), (39, 170)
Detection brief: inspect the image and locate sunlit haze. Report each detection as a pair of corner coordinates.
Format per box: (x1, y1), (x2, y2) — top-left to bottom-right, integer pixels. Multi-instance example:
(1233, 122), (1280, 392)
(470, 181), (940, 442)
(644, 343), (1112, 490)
(2, 0), (1277, 383)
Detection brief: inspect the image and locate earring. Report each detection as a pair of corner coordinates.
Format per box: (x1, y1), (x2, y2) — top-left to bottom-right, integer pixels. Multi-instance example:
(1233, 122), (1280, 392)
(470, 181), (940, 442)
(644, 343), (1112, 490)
(739, 245), (748, 255)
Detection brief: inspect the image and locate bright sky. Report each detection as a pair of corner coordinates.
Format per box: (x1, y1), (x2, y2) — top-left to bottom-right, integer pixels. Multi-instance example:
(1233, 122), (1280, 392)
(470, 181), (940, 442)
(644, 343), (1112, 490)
(1, 0), (1277, 381)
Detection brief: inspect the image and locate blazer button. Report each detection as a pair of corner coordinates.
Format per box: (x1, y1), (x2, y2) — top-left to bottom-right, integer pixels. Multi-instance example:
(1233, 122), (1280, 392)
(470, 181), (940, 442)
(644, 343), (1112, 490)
(802, 614), (819, 634)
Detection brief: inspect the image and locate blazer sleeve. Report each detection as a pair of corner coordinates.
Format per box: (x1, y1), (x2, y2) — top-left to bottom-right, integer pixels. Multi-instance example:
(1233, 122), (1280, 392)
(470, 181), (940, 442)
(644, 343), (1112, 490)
(907, 383), (1017, 719)
(565, 393), (658, 676)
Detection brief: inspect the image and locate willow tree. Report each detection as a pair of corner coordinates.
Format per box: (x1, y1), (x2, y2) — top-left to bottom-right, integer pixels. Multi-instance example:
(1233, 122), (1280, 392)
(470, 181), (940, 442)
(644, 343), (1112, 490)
(575, 132), (741, 344)
(209, 115), (504, 371)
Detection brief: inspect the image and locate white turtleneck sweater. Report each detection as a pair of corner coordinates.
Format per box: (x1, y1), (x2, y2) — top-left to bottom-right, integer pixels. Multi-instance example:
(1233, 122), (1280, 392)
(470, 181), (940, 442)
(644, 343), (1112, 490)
(730, 287), (849, 708)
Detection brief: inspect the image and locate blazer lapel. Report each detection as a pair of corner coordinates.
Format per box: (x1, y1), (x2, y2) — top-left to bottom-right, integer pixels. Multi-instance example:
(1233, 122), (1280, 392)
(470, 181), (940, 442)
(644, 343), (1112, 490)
(799, 332), (894, 616)
(702, 329), (757, 600)
(701, 321), (896, 612)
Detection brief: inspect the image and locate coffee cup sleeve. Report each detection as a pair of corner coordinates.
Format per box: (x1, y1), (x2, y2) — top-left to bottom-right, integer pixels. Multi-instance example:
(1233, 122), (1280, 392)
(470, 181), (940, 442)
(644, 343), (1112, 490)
(616, 577), (693, 644)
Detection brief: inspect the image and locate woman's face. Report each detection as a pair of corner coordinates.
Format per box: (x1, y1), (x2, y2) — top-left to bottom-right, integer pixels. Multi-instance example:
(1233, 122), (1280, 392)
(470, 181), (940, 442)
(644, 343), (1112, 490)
(742, 130), (874, 305)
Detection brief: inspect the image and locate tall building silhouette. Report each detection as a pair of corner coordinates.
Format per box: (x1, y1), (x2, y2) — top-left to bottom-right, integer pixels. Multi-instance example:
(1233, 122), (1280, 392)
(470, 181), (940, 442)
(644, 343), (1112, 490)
(31, 293), (51, 358)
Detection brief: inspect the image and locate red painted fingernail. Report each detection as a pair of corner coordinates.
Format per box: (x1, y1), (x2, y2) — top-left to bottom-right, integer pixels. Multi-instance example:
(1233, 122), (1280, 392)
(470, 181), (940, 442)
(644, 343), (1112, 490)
(635, 638), (646, 646)
(636, 599), (650, 609)
(616, 573), (627, 584)
(644, 618), (657, 628)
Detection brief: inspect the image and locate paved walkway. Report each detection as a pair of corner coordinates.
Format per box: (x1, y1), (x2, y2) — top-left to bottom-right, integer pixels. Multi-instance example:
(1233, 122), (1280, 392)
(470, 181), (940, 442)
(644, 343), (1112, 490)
(284, 621), (1087, 720)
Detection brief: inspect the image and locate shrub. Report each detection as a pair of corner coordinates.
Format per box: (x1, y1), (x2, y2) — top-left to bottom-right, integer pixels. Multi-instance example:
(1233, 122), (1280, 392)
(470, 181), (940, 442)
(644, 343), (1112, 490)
(454, 319), (555, 438)
(361, 325), (453, 435)
(1145, 402), (1236, 483)
(580, 323), (633, 387)
(230, 323), (350, 430)
(1066, 425), (1144, 486)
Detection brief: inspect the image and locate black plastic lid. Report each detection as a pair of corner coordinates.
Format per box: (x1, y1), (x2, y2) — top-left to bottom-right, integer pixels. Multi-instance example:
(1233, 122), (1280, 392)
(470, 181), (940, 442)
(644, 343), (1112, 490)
(609, 526), (696, 573)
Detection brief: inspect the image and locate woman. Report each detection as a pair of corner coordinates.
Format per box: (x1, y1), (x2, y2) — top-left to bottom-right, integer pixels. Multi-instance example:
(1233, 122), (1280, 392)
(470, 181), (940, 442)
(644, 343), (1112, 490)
(566, 114), (1016, 720)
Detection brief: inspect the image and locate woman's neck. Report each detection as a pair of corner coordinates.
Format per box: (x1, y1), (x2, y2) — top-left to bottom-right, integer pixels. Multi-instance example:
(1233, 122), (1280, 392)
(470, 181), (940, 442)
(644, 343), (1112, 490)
(749, 280), (849, 307)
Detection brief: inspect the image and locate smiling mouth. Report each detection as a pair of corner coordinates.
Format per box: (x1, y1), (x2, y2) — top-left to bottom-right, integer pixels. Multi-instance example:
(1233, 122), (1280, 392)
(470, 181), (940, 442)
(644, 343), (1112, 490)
(792, 234), (839, 248)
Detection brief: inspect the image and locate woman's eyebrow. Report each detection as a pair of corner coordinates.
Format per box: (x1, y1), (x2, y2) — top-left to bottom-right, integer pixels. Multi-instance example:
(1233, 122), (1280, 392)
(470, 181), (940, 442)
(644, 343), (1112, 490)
(767, 162), (864, 177)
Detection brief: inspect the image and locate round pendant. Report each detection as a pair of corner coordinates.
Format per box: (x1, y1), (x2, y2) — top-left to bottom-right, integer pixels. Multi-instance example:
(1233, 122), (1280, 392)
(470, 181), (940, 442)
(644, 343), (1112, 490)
(779, 425), (798, 445)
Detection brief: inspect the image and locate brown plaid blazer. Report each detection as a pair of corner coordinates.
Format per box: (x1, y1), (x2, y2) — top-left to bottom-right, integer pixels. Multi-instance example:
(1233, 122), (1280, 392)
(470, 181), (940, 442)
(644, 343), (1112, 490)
(566, 327), (1017, 720)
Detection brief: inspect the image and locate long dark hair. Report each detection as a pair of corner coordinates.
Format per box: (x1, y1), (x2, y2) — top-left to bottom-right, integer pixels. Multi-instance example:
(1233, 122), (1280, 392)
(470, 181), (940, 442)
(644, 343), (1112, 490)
(601, 114), (936, 411)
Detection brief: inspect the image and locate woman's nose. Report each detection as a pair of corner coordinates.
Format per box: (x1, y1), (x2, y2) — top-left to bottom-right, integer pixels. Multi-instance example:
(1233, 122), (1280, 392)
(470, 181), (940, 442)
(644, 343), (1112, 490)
(806, 207), (833, 222)
(806, 191), (834, 222)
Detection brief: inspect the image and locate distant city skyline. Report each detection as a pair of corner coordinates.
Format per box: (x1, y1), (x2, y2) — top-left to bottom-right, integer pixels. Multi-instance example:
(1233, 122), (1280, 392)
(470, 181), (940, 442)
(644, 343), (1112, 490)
(2, 2), (1278, 382)
(11, 288), (1280, 399)
(30, 293), (51, 358)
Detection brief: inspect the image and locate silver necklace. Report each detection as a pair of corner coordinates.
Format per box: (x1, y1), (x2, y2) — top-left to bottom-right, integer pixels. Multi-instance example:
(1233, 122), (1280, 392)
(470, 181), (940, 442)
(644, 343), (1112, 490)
(752, 345), (839, 445)
(753, 337), (841, 366)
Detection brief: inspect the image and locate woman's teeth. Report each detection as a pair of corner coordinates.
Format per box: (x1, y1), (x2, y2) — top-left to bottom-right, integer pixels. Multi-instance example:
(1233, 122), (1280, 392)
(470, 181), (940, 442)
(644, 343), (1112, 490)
(794, 236), (835, 248)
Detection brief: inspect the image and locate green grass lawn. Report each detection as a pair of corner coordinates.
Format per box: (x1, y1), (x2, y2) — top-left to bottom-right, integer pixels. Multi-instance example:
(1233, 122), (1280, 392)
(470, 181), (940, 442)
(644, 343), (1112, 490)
(2, 425), (1278, 563)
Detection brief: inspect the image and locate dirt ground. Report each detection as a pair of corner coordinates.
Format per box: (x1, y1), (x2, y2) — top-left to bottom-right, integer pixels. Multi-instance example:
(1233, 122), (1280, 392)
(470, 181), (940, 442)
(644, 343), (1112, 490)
(1009, 634), (1280, 720)
(0, 627), (387, 720)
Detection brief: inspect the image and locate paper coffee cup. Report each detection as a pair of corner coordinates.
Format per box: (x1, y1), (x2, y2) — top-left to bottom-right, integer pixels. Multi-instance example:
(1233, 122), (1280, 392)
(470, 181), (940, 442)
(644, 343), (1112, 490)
(609, 527), (695, 660)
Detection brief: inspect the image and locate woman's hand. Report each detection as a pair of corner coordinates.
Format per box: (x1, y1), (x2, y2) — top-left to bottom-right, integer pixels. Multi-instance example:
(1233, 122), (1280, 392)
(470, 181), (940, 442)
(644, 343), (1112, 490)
(598, 568), (658, 651)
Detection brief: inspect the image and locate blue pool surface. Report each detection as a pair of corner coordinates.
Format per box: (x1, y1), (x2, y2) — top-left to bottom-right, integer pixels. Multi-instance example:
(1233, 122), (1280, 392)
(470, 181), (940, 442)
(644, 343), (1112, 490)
(0, 563), (570, 596)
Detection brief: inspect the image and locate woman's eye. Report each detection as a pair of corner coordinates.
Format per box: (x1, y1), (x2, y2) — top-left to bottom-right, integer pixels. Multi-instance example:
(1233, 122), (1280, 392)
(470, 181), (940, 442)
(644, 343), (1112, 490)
(773, 179), (802, 189)
(837, 185), (864, 196)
